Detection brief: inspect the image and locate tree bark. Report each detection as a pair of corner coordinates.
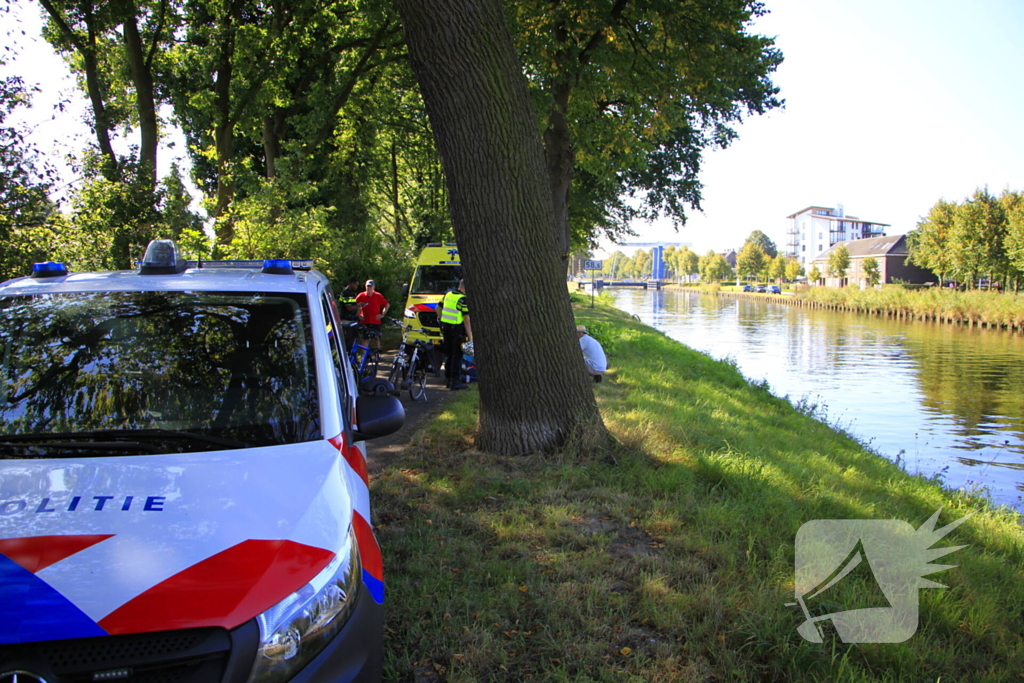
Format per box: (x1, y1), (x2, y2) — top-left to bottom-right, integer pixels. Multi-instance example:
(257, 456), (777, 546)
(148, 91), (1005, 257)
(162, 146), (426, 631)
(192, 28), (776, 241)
(121, 8), (158, 193)
(38, 0), (119, 181)
(212, 2), (239, 242)
(395, 0), (607, 456)
(544, 80), (573, 261)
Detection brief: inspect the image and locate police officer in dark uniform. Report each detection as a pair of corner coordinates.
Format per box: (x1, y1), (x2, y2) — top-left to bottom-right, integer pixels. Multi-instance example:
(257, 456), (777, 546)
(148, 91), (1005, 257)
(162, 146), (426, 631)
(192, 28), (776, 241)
(438, 279), (472, 390)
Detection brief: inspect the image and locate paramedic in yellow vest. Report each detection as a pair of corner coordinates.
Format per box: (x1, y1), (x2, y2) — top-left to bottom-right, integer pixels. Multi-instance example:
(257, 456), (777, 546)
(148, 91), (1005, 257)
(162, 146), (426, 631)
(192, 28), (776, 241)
(439, 279), (472, 390)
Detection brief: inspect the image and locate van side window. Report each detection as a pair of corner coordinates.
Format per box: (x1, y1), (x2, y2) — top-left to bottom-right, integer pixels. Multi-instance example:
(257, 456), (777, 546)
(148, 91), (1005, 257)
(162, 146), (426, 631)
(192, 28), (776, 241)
(321, 290), (351, 401)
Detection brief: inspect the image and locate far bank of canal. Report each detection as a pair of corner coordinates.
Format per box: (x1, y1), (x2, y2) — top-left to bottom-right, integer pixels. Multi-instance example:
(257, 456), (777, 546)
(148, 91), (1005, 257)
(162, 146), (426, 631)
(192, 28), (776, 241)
(608, 287), (1024, 512)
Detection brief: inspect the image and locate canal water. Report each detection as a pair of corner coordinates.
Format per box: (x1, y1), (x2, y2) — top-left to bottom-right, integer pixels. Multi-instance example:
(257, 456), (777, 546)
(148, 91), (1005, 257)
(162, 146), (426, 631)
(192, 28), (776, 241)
(608, 288), (1024, 512)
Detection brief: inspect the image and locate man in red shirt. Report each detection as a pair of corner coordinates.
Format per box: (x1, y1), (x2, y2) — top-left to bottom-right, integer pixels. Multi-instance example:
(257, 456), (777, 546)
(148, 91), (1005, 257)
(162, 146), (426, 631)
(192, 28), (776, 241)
(356, 279), (389, 350)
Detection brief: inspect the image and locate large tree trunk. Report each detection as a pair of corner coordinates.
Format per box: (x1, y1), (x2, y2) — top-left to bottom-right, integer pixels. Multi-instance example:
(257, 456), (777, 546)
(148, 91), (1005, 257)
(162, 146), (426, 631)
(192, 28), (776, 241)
(38, 0), (119, 181)
(395, 0), (607, 456)
(121, 10), (158, 194)
(212, 5), (238, 243)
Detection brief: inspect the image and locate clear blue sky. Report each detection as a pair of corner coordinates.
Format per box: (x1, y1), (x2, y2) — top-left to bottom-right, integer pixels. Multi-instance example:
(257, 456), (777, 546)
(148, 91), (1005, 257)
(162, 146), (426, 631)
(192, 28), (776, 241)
(615, 0), (1024, 255)
(7, 1), (1024, 256)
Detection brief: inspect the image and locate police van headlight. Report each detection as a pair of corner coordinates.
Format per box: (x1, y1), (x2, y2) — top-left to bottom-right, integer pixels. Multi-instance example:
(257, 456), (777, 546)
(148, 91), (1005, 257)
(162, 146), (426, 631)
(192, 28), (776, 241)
(247, 529), (361, 682)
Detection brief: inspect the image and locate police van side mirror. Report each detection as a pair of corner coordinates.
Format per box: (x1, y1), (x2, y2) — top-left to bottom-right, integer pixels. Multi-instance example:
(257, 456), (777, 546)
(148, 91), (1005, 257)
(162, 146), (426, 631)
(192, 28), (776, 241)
(353, 394), (405, 440)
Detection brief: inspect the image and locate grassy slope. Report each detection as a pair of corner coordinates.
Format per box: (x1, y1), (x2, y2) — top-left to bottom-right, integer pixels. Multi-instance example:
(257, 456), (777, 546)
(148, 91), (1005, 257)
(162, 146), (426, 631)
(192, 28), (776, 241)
(371, 297), (1024, 683)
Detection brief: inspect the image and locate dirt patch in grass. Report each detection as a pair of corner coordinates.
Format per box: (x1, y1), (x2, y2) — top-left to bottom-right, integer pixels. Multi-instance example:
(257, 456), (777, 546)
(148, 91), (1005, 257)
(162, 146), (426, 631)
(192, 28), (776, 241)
(578, 512), (664, 558)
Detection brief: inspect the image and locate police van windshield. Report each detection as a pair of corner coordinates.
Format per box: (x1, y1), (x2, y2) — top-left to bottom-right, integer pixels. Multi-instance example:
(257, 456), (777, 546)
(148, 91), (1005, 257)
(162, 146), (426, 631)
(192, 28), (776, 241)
(410, 265), (462, 295)
(0, 291), (321, 453)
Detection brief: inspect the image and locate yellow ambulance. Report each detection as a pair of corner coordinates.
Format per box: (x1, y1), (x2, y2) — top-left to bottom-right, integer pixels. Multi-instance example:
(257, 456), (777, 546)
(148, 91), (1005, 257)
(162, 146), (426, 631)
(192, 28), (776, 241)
(401, 243), (462, 345)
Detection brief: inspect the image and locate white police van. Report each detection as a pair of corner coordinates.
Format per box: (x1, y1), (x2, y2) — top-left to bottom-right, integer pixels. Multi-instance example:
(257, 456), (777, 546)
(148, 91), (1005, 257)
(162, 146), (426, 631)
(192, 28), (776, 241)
(0, 240), (403, 682)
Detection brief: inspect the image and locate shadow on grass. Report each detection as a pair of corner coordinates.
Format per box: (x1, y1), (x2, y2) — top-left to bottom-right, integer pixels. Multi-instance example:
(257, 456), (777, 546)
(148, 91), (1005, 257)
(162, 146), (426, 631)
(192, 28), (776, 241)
(370, 304), (1024, 683)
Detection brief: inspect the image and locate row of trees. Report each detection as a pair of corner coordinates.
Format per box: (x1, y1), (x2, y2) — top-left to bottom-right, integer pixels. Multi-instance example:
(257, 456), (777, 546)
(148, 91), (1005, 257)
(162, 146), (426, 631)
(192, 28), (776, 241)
(1, 0), (782, 288)
(591, 230), (803, 284)
(908, 188), (1024, 290)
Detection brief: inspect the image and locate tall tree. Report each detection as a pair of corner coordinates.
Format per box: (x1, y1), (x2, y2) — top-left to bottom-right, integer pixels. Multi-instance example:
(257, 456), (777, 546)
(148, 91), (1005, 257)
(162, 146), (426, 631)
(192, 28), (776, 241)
(677, 246), (699, 280)
(827, 244), (850, 283)
(507, 0), (783, 257)
(744, 229), (778, 258)
(951, 189), (1005, 289)
(736, 241), (766, 280)
(1004, 192), (1024, 292)
(907, 199), (957, 286)
(37, 0), (173, 265)
(632, 249), (652, 279)
(768, 253), (786, 282)
(862, 256), (880, 287)
(395, 0), (606, 455)
(699, 250), (731, 282)
(784, 256), (802, 282)
(168, 0), (406, 245)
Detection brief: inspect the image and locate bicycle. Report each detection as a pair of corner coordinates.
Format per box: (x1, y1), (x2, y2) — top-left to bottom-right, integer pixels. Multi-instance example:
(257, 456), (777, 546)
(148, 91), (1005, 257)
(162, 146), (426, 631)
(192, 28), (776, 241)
(387, 327), (435, 402)
(346, 322), (382, 383)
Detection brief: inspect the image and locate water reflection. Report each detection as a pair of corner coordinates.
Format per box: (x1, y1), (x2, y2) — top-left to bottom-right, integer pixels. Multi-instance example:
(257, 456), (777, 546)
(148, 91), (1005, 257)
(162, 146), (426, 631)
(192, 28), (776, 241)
(610, 289), (1024, 511)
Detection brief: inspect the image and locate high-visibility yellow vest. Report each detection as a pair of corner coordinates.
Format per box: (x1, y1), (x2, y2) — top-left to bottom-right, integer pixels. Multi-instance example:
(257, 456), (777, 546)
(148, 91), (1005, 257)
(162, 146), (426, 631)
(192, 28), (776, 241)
(339, 290), (359, 319)
(438, 290), (465, 325)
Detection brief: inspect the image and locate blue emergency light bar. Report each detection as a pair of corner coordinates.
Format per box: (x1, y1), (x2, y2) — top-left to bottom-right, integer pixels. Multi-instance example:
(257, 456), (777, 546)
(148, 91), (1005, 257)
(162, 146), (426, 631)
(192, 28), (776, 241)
(134, 240), (314, 274)
(31, 262), (69, 278)
(186, 259), (315, 271)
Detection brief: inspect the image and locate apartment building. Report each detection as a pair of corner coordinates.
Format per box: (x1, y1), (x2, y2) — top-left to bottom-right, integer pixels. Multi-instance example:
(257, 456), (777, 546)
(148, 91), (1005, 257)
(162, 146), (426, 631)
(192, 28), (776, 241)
(786, 206), (889, 266)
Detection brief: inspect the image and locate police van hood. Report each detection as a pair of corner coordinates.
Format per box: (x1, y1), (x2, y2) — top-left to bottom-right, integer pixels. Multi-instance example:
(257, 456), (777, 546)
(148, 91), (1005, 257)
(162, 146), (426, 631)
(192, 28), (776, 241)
(0, 441), (353, 644)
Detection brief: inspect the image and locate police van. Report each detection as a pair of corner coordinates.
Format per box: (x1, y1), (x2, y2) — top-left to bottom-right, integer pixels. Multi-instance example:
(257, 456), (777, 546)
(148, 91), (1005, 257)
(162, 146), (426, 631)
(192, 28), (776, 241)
(400, 243), (461, 346)
(0, 240), (403, 682)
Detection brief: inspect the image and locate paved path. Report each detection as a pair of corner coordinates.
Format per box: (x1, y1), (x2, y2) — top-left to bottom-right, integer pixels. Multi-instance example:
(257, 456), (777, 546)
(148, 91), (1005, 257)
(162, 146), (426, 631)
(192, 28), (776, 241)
(364, 350), (468, 475)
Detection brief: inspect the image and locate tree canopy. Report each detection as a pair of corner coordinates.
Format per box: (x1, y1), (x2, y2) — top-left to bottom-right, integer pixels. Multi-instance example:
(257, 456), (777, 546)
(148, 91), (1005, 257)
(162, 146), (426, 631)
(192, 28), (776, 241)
(508, 0), (782, 256)
(736, 241), (767, 280)
(0, 58), (59, 277)
(908, 189), (1024, 290)
(827, 243), (850, 280)
(699, 250), (732, 282)
(744, 229), (778, 258)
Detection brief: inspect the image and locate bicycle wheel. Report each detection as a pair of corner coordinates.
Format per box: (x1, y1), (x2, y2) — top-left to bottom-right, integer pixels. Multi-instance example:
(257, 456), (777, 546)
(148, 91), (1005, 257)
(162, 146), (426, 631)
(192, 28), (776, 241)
(387, 354), (405, 392)
(360, 349), (379, 379)
(409, 354), (428, 402)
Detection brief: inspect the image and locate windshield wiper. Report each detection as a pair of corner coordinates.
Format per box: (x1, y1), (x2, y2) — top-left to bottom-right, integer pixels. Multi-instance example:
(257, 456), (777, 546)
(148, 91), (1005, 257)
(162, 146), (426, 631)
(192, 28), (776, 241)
(0, 440), (163, 458)
(0, 429), (250, 456)
(98, 429), (251, 450)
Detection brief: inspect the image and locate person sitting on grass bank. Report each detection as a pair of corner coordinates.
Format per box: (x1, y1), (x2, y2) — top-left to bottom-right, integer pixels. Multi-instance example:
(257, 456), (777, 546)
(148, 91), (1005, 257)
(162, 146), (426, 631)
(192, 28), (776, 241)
(577, 325), (607, 382)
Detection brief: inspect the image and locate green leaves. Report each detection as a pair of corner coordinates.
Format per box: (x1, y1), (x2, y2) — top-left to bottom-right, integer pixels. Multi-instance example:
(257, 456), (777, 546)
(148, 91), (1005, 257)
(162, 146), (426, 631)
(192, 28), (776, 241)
(508, 0), (783, 250)
(908, 189), (1024, 289)
(827, 244), (850, 279)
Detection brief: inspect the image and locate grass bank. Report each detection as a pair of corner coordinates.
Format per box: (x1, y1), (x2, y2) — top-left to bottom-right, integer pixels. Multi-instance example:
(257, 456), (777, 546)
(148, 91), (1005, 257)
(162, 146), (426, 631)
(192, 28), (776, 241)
(371, 299), (1024, 682)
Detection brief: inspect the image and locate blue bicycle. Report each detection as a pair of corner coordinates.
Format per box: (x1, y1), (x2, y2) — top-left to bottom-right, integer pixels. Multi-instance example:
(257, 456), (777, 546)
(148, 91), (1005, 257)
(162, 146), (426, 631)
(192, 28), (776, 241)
(345, 323), (389, 394)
